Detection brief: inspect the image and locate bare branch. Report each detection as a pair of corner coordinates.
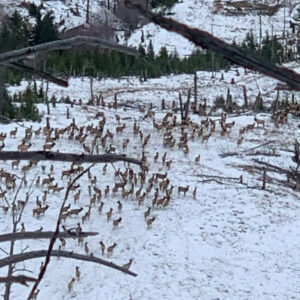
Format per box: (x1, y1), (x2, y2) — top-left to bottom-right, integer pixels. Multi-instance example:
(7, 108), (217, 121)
(6, 62), (68, 87)
(27, 164), (95, 299)
(125, 1), (300, 90)
(0, 231), (98, 243)
(0, 250), (137, 277)
(0, 276), (36, 286)
(0, 151), (142, 165)
(0, 35), (138, 65)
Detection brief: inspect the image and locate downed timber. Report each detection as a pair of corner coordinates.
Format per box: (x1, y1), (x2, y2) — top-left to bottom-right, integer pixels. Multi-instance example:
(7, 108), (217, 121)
(0, 276), (36, 286)
(0, 151), (142, 165)
(0, 231), (98, 243)
(0, 35), (138, 65)
(0, 250), (137, 277)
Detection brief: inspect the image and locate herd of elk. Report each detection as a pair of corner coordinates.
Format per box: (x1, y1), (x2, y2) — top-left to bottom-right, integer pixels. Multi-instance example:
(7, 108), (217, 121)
(0, 94), (280, 297)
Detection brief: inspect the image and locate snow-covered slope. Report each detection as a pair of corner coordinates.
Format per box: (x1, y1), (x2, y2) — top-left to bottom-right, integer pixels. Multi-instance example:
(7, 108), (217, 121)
(1, 68), (300, 299)
(1, 0), (120, 32)
(0, 0), (299, 57)
(128, 0), (299, 56)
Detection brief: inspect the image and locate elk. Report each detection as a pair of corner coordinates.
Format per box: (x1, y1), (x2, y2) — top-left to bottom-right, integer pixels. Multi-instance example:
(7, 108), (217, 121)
(116, 124), (126, 134)
(117, 201), (122, 212)
(21, 164), (31, 174)
(106, 208), (113, 222)
(32, 205), (49, 217)
(104, 185), (110, 197)
(193, 187), (197, 200)
(68, 207), (83, 217)
(0, 191), (7, 199)
(202, 133), (211, 142)
(122, 259), (133, 270)
(75, 266), (80, 281)
(224, 121), (235, 129)
(138, 193), (146, 206)
(113, 217), (122, 229)
(1, 206), (9, 214)
(107, 243), (117, 257)
(34, 128), (41, 136)
(239, 127), (246, 135)
(246, 123), (255, 131)
(237, 137), (244, 146)
(52, 185), (64, 193)
(144, 207), (151, 219)
(17, 200), (25, 209)
(68, 277), (75, 293)
(178, 185), (189, 196)
(10, 127), (17, 138)
(84, 242), (89, 255)
(154, 152), (159, 163)
(99, 241), (105, 255)
(98, 202), (104, 214)
(102, 164), (107, 175)
(74, 190), (81, 203)
(17, 143), (31, 151)
(146, 216), (156, 229)
(254, 117), (265, 127)
(156, 172), (167, 180)
(43, 142), (55, 151)
(122, 138), (130, 150)
(11, 160), (20, 169)
(0, 133), (6, 142)
(61, 212), (69, 222)
(42, 176), (54, 186)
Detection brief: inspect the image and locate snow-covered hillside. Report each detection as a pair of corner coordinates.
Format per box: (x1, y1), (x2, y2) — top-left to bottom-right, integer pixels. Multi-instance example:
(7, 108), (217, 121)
(0, 0), (299, 57)
(128, 0), (299, 56)
(1, 68), (300, 299)
(1, 0), (120, 32)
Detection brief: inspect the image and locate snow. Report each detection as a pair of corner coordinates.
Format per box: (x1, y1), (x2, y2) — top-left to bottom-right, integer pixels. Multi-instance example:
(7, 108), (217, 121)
(1, 67), (300, 299)
(128, 0), (299, 57)
(0, 0), (120, 32)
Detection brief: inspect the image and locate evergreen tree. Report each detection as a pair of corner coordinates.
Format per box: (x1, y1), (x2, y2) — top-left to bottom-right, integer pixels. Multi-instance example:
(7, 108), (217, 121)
(27, 4), (58, 45)
(147, 40), (155, 60)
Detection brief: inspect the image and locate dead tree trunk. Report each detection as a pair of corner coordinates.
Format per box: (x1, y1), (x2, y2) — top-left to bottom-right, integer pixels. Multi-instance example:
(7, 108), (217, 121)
(193, 70), (198, 113)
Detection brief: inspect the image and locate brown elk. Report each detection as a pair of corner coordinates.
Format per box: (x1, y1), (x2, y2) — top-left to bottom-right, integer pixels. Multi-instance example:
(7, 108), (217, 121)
(17, 143), (31, 151)
(116, 124), (126, 134)
(32, 205), (49, 217)
(146, 216), (156, 229)
(254, 117), (265, 127)
(107, 243), (117, 257)
(10, 127), (18, 138)
(122, 259), (133, 270)
(68, 277), (75, 292)
(11, 160), (20, 169)
(106, 208), (113, 222)
(68, 207), (83, 217)
(144, 207), (151, 219)
(113, 217), (122, 229)
(99, 241), (105, 255)
(178, 185), (189, 196)
(43, 142), (55, 151)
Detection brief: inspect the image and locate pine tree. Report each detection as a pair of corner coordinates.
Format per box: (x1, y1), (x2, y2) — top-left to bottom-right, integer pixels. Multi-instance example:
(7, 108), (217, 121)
(147, 40), (155, 60)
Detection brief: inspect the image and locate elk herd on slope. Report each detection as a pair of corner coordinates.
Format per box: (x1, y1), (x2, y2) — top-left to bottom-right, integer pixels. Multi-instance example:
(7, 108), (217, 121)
(0, 98), (295, 294)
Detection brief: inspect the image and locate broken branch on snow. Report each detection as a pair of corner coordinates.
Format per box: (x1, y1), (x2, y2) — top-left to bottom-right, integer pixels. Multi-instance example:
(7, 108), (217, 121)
(0, 151), (142, 165)
(0, 231), (98, 243)
(0, 250), (137, 277)
(0, 35), (138, 65)
(0, 275), (36, 286)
